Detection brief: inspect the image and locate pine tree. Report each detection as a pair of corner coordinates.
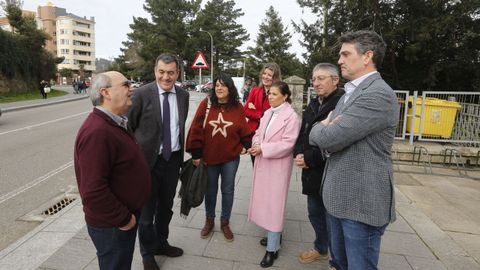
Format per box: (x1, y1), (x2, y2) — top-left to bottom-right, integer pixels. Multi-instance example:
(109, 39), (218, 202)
(121, 0), (201, 81)
(248, 6), (303, 78)
(191, 0), (249, 76)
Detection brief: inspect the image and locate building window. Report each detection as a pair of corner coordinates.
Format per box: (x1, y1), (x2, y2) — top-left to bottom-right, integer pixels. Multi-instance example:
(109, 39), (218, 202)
(74, 50), (91, 56)
(73, 40), (91, 47)
(75, 22), (90, 29)
(60, 49), (70, 55)
(60, 39), (69, 45)
(73, 31), (91, 38)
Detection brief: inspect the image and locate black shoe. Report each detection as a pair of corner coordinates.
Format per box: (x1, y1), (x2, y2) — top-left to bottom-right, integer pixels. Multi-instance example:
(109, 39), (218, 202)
(260, 251), (279, 268)
(155, 244), (183, 257)
(143, 260), (160, 270)
(259, 235), (282, 246)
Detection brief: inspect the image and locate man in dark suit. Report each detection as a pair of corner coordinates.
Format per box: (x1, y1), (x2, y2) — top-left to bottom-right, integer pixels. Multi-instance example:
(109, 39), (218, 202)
(294, 63), (344, 265)
(127, 53), (189, 270)
(309, 31), (399, 270)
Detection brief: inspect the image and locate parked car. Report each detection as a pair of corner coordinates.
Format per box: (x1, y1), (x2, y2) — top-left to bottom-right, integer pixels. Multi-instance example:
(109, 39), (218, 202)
(181, 80), (197, 90)
(201, 82), (213, 93)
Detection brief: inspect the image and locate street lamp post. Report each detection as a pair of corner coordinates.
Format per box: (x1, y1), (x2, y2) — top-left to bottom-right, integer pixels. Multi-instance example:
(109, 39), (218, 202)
(200, 29), (213, 83)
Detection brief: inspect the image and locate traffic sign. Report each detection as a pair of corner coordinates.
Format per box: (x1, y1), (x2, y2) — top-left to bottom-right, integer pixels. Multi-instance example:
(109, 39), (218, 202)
(192, 51), (209, 69)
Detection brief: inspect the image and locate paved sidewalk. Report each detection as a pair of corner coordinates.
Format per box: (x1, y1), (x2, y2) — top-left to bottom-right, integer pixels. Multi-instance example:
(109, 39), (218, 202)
(0, 159), (479, 270)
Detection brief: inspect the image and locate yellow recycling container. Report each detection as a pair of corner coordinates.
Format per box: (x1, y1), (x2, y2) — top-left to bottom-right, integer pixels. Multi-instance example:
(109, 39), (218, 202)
(406, 97), (461, 138)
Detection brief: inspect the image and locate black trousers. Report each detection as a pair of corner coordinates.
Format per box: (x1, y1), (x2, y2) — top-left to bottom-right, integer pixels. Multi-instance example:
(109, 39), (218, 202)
(138, 151), (182, 260)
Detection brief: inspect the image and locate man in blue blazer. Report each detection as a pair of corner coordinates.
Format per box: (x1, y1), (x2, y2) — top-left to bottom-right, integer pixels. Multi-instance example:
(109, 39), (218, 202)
(127, 53), (189, 270)
(309, 30), (399, 270)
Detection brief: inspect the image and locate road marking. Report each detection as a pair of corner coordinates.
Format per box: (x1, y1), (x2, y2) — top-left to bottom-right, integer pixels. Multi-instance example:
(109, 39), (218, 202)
(0, 111), (89, 136)
(0, 161), (73, 205)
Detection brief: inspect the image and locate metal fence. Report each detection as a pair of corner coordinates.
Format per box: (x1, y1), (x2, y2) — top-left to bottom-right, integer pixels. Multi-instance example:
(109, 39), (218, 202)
(416, 91), (480, 147)
(394, 91), (409, 139)
(304, 88), (479, 147)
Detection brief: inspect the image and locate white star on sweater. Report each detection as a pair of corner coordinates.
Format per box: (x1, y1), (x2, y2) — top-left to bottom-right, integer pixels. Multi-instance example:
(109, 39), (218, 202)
(209, 112), (233, 138)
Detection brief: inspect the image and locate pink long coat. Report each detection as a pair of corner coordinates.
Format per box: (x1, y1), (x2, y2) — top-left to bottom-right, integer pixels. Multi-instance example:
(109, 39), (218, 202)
(248, 103), (301, 232)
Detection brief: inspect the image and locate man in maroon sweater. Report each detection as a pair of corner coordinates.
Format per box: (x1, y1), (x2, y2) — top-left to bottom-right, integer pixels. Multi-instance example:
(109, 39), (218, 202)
(74, 71), (151, 270)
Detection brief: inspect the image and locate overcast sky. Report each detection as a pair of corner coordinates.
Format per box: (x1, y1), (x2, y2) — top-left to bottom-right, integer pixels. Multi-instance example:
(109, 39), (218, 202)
(21, 0), (316, 61)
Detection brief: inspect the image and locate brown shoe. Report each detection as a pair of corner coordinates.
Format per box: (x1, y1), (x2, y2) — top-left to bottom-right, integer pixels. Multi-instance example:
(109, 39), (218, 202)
(298, 249), (329, 263)
(143, 260), (160, 270)
(201, 217), (215, 239)
(220, 219), (234, 242)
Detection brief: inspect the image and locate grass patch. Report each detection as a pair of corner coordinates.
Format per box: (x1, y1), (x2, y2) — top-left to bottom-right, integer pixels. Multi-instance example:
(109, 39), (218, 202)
(0, 89), (69, 103)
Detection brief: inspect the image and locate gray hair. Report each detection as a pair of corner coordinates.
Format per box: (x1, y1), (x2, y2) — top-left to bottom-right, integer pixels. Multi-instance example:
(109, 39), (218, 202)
(155, 53), (179, 69)
(89, 73), (112, 106)
(312, 63), (339, 77)
(339, 30), (386, 68)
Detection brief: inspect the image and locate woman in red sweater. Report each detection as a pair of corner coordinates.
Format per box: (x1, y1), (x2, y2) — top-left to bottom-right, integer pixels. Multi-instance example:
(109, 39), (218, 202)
(244, 62), (282, 132)
(186, 74), (253, 242)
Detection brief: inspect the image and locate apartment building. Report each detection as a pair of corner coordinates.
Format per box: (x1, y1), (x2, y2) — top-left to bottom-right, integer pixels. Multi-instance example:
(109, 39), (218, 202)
(37, 2), (96, 75)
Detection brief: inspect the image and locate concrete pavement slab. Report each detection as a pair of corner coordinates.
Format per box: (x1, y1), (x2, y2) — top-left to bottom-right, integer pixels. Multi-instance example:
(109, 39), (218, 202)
(447, 232), (480, 265)
(381, 230), (436, 259)
(404, 256), (449, 270)
(397, 203), (479, 269)
(40, 237), (96, 270)
(386, 213), (416, 234)
(0, 231), (75, 270)
(378, 253), (411, 270)
(161, 254), (234, 270)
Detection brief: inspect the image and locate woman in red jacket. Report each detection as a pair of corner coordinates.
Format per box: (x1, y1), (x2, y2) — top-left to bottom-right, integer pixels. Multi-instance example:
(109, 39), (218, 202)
(186, 74), (253, 242)
(244, 62), (281, 165)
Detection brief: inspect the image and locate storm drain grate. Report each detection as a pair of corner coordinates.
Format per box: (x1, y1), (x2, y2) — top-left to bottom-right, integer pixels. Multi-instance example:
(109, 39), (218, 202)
(43, 197), (76, 216)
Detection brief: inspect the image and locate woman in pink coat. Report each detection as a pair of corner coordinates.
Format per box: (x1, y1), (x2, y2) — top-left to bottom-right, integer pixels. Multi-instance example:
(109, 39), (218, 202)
(247, 81), (301, 268)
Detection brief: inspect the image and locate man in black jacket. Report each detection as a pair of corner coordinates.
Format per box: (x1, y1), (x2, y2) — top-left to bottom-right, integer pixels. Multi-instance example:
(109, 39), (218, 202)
(294, 63), (344, 265)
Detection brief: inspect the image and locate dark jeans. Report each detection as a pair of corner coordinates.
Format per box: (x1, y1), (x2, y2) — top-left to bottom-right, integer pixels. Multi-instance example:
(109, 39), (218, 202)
(87, 224), (138, 270)
(327, 212), (387, 270)
(307, 194), (329, 254)
(139, 152), (181, 260)
(205, 157), (240, 220)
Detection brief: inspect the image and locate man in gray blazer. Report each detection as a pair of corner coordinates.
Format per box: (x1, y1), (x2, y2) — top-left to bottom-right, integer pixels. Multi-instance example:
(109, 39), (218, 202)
(309, 30), (399, 270)
(127, 53), (189, 270)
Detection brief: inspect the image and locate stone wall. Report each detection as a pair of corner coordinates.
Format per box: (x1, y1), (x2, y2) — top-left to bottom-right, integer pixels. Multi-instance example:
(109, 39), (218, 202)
(285, 75), (306, 116)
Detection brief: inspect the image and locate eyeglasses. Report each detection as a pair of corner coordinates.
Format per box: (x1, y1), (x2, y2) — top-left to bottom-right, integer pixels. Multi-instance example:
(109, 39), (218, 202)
(107, 80), (131, 89)
(311, 76), (335, 82)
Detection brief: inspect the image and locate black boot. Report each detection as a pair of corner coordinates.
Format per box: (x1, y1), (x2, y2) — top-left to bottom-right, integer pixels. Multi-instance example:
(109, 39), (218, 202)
(260, 251), (278, 268)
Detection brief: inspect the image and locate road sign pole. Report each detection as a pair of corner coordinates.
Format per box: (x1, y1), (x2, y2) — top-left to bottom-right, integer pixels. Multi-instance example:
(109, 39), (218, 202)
(199, 68), (202, 85)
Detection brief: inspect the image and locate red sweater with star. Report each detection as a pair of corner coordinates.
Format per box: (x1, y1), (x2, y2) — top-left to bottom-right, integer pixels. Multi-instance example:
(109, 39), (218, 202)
(186, 98), (253, 165)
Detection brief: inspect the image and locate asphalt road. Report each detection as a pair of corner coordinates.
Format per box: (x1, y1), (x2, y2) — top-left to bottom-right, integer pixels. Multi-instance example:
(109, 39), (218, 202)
(0, 98), (91, 250)
(0, 90), (205, 251)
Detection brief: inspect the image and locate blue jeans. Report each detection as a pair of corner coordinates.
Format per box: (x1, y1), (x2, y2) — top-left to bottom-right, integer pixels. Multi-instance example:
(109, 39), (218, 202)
(266, 231), (281, 252)
(327, 212), (387, 270)
(307, 194), (329, 254)
(87, 224), (138, 270)
(205, 157), (240, 220)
